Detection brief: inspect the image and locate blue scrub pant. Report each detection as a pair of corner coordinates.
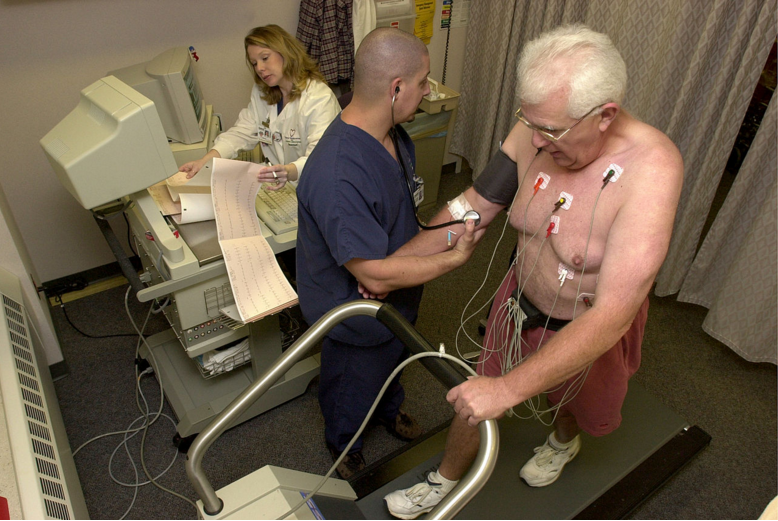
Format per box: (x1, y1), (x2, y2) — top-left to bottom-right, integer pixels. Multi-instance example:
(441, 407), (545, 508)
(319, 334), (406, 454)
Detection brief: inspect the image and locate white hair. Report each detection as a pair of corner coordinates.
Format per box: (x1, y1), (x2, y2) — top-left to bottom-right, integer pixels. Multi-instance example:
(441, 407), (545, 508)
(517, 24), (627, 118)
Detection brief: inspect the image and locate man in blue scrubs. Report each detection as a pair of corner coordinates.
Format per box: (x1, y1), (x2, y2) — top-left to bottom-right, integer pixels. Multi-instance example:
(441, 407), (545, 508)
(296, 27), (482, 479)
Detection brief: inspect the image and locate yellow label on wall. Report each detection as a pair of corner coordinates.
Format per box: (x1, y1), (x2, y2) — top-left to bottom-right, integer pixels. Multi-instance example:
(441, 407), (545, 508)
(415, 0), (435, 44)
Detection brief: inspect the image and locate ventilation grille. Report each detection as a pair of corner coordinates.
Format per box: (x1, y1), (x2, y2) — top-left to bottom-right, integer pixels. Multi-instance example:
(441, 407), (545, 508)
(2, 294), (73, 520)
(44, 137), (70, 160)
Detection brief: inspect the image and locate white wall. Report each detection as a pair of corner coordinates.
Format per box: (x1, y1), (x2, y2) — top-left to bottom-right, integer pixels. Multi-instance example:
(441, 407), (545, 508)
(0, 175), (63, 366)
(0, 0), (466, 282)
(425, 4), (468, 93)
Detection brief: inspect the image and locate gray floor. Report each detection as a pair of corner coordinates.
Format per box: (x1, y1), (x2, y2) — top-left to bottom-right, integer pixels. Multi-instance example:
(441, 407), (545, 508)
(50, 167), (776, 519)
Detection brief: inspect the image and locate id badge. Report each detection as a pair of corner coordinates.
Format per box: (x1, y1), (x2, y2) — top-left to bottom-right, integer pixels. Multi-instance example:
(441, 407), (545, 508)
(413, 174), (425, 207)
(257, 127), (272, 145)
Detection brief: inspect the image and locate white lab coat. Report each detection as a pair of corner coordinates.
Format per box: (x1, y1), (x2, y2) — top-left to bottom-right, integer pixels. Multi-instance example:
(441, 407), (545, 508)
(211, 79), (340, 185)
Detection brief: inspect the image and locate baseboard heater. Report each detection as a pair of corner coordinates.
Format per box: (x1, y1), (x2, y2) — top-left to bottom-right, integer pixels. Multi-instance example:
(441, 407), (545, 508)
(0, 267), (88, 519)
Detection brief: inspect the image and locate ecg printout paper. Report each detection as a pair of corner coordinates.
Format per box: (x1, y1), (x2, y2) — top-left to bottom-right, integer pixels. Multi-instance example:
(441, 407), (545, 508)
(211, 158), (298, 323)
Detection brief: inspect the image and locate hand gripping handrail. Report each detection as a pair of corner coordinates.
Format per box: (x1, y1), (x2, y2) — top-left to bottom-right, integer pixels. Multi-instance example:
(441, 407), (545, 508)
(185, 300), (499, 519)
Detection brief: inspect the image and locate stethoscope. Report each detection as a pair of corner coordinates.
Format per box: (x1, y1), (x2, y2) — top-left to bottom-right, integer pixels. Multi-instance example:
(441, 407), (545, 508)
(390, 86), (481, 230)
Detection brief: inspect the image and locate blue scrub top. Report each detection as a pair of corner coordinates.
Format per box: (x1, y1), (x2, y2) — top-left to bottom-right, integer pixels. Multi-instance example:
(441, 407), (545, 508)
(296, 115), (423, 346)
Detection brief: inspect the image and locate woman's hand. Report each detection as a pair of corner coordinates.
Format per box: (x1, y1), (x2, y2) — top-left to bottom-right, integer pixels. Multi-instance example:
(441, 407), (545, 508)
(180, 159), (207, 179)
(181, 150), (220, 179)
(258, 163), (297, 190)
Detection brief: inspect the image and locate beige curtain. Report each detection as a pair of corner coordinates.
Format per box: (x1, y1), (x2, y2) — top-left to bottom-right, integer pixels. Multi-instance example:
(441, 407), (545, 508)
(450, 0), (777, 362)
(677, 96), (777, 363)
(449, 1), (588, 175)
(651, 2), (776, 295)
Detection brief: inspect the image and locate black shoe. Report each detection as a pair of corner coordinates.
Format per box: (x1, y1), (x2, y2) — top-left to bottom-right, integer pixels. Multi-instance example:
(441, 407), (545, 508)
(380, 410), (423, 442)
(328, 445), (366, 480)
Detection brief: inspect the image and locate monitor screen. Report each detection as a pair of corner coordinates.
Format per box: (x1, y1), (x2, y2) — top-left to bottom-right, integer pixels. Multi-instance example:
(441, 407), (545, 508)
(40, 76), (179, 210)
(109, 47), (206, 145)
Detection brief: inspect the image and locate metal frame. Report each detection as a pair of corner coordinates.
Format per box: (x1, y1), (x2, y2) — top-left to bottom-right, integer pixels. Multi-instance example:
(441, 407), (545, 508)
(185, 300), (500, 519)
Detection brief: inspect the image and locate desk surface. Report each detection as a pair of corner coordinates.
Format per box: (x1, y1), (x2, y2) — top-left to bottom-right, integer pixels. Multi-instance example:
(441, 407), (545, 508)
(174, 219), (223, 266)
(173, 217), (297, 267)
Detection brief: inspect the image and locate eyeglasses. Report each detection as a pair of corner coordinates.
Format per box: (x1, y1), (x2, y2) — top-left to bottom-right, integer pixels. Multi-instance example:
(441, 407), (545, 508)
(515, 105), (602, 143)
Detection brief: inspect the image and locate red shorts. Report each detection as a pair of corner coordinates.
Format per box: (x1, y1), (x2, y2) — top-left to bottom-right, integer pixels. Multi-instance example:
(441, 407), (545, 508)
(476, 272), (648, 436)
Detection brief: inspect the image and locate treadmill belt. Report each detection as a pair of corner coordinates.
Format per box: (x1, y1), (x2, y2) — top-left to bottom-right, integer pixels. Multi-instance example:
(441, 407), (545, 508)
(354, 382), (708, 519)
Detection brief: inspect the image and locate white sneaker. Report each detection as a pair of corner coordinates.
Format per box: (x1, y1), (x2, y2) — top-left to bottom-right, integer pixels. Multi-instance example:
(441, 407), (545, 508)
(519, 434), (581, 487)
(384, 473), (449, 520)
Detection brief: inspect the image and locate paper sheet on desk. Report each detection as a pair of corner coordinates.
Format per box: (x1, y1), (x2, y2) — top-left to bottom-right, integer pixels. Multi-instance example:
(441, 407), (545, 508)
(148, 179), (216, 224)
(172, 193), (215, 224)
(166, 170), (211, 201)
(148, 181), (180, 215)
(211, 157), (298, 324)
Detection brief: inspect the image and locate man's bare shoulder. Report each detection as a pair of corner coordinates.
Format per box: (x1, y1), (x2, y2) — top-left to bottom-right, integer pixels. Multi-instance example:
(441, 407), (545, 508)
(501, 120), (537, 169)
(610, 116), (684, 243)
(620, 115), (683, 183)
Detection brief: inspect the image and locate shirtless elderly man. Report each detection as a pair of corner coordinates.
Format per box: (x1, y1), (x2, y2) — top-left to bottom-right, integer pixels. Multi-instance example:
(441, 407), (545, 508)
(384, 24), (683, 519)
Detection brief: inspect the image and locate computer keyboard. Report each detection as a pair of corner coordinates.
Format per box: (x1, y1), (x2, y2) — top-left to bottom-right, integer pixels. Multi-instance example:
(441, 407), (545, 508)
(255, 184), (298, 235)
(237, 146), (262, 163)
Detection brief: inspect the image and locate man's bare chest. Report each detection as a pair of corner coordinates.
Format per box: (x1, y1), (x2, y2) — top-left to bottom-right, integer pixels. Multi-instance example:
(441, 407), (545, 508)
(509, 156), (627, 271)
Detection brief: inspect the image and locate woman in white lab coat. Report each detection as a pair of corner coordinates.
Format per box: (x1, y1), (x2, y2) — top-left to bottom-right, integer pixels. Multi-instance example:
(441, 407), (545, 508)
(179, 24), (340, 189)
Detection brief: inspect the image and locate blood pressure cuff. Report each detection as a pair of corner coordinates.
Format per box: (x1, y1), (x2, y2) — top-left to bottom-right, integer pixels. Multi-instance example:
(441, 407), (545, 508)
(472, 148), (519, 206)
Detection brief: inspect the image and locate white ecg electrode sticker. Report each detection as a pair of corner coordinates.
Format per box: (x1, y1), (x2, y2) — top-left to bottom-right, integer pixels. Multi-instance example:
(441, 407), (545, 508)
(550, 215), (560, 234)
(559, 192), (573, 210)
(558, 262), (574, 279)
(536, 172), (550, 189)
(603, 163), (624, 182)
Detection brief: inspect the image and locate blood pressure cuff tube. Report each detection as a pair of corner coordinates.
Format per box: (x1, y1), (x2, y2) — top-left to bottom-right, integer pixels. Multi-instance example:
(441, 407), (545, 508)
(472, 148), (519, 206)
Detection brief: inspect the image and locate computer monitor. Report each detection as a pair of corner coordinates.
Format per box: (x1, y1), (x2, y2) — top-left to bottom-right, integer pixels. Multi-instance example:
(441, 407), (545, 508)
(40, 76), (179, 210)
(109, 47), (206, 145)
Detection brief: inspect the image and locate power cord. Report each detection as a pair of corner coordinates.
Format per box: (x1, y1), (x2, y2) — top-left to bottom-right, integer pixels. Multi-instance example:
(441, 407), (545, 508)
(71, 287), (201, 519)
(123, 212), (138, 257)
(122, 287), (201, 518)
(279, 309), (301, 350)
(107, 369), (180, 519)
(442, 0), (453, 85)
(54, 293), (148, 339)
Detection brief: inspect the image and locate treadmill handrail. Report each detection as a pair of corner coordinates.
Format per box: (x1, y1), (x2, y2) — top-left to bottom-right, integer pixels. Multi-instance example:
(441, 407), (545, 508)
(185, 300), (499, 519)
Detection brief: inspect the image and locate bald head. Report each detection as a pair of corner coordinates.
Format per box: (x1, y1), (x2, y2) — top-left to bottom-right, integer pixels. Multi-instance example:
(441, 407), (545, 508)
(353, 28), (429, 102)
